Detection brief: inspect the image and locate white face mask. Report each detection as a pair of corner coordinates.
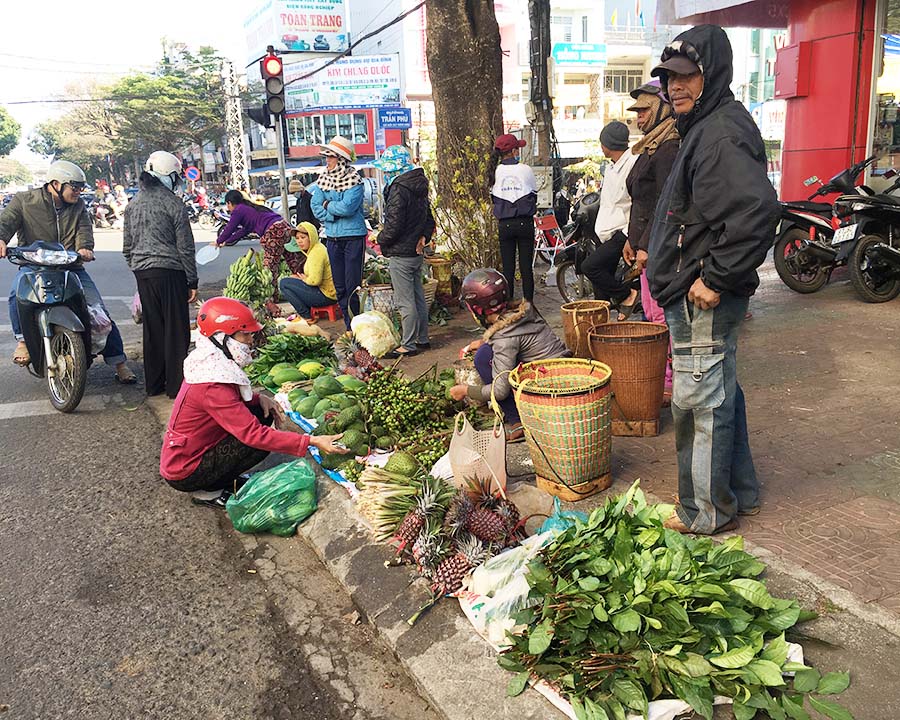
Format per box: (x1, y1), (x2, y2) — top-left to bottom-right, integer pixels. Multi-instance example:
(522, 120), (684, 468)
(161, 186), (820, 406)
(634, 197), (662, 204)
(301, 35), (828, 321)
(225, 336), (254, 368)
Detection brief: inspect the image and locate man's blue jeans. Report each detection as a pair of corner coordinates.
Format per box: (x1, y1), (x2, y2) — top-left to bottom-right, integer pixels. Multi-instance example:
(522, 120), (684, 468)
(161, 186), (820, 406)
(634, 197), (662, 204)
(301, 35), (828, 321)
(663, 293), (758, 533)
(278, 276), (332, 319)
(8, 267), (126, 366)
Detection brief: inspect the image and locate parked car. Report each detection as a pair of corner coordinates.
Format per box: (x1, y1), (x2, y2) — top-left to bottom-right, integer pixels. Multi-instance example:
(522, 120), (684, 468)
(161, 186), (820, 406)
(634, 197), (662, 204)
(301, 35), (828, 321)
(313, 35), (330, 51)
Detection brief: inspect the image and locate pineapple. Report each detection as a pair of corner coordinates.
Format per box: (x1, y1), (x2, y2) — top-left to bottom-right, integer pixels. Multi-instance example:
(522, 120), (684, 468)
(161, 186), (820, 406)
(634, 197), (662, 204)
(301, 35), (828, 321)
(432, 533), (487, 595)
(465, 476), (501, 510)
(411, 520), (448, 580)
(442, 491), (473, 538)
(465, 505), (509, 543)
(392, 476), (442, 554)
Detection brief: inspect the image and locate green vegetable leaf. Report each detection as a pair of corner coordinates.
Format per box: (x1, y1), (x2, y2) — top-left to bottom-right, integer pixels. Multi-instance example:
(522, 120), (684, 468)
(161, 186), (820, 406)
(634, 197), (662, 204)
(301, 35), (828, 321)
(728, 578), (774, 609)
(579, 576), (601, 591)
(571, 696), (588, 720)
(612, 678), (648, 713)
(592, 603), (608, 621)
(816, 671), (851, 695)
(732, 701), (757, 720)
(792, 668), (821, 693)
(709, 644), (756, 669)
(506, 670), (530, 697)
(611, 608), (641, 633)
(765, 603), (802, 631)
(682, 652), (714, 678)
(760, 633), (789, 666)
(808, 695), (855, 720)
(528, 619), (554, 655)
(584, 697), (611, 720)
(747, 659), (786, 687)
(782, 694), (811, 720)
(497, 655), (525, 672)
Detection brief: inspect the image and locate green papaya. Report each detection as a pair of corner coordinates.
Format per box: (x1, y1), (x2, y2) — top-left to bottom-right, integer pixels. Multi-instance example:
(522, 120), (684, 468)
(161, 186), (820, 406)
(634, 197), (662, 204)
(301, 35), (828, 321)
(272, 367), (304, 385)
(297, 361), (326, 379)
(335, 375), (367, 393)
(312, 374), (343, 397)
(334, 394), (357, 410)
(296, 395), (320, 418)
(288, 387), (308, 404)
(270, 362), (295, 374)
(314, 397), (337, 416)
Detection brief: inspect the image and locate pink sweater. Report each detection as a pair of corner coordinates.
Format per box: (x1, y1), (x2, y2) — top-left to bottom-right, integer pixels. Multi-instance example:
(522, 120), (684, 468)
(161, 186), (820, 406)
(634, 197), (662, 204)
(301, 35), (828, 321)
(160, 382), (310, 481)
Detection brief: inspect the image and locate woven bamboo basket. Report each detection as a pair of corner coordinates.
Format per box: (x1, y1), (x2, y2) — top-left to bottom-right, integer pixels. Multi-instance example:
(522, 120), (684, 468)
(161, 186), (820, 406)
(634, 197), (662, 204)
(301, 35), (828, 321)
(588, 322), (669, 437)
(423, 278), (438, 308)
(363, 283), (394, 314)
(560, 300), (611, 358)
(426, 257), (453, 295)
(509, 358), (613, 500)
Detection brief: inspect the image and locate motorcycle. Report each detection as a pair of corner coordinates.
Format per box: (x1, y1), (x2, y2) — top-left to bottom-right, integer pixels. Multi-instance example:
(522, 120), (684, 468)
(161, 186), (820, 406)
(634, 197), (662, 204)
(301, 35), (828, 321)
(833, 173), (900, 303)
(92, 202), (119, 229)
(7, 242), (90, 412)
(773, 155), (876, 293)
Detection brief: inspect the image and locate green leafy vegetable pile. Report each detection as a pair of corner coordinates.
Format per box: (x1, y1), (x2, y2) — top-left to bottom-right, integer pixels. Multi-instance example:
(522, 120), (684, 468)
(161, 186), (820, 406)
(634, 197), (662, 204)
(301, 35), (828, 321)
(501, 482), (853, 720)
(246, 334), (335, 385)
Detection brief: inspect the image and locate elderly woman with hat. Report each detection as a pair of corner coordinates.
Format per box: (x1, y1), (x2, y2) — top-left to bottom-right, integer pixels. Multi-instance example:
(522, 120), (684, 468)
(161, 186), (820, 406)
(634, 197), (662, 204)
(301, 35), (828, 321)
(311, 135), (367, 328)
(622, 79), (681, 398)
(490, 133), (537, 303)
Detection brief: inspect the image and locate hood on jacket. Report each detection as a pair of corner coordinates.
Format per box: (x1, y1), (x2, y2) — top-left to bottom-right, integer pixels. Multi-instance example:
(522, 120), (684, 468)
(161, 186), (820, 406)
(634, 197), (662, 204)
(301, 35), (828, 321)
(652, 24), (734, 136)
(285, 221), (320, 253)
(388, 167), (428, 193)
(483, 301), (540, 341)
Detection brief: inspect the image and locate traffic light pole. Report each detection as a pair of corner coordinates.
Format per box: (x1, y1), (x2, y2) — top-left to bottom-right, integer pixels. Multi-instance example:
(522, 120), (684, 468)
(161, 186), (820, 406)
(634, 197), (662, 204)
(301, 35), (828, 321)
(274, 112), (290, 223)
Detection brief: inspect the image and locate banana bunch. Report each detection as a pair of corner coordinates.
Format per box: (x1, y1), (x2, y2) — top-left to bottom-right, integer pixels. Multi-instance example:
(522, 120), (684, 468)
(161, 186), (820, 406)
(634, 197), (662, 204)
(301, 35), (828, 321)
(224, 250), (269, 304)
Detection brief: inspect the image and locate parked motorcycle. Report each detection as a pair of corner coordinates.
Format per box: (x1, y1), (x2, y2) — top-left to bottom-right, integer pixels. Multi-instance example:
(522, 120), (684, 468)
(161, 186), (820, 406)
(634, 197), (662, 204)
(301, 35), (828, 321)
(7, 242), (90, 412)
(833, 173), (900, 303)
(773, 155), (877, 293)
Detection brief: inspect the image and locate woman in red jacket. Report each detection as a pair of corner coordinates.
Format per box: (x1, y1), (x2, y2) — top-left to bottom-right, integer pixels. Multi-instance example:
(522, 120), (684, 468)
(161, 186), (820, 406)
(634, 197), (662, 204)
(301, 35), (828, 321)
(160, 297), (346, 508)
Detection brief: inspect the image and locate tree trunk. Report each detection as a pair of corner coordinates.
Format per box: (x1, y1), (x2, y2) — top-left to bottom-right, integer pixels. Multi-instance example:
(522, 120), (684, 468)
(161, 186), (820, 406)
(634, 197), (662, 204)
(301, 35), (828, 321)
(426, 0), (505, 268)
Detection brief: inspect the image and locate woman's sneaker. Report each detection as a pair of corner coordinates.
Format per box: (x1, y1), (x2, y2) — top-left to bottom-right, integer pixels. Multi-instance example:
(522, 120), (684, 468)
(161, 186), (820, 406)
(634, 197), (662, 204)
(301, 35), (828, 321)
(190, 490), (231, 509)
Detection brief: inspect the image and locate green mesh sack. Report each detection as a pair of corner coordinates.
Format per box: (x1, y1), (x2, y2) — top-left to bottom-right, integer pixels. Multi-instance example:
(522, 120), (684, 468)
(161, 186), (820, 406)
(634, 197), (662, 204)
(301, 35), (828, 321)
(226, 459), (317, 536)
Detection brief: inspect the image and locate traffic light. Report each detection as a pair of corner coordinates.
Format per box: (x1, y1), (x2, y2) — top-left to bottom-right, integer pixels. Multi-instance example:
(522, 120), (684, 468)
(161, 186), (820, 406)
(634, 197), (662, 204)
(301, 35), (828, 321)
(261, 49), (285, 116)
(247, 104), (274, 128)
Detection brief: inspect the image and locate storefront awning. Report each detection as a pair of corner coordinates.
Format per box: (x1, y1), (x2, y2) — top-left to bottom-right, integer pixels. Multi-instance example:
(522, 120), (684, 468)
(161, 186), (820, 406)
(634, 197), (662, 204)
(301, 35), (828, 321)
(657, 0), (789, 28)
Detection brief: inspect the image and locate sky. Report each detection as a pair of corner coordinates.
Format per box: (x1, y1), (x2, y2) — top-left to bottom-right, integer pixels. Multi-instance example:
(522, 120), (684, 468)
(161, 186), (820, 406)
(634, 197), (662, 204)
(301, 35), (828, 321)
(1, 1), (248, 163)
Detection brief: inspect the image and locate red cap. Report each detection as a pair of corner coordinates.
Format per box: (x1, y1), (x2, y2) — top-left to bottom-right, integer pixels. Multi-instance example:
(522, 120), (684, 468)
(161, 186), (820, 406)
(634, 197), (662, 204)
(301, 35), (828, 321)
(494, 134), (527, 153)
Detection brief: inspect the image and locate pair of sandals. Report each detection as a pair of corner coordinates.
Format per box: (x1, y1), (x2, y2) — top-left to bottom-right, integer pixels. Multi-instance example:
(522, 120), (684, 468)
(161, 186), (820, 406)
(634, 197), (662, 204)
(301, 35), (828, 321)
(11, 342), (137, 384)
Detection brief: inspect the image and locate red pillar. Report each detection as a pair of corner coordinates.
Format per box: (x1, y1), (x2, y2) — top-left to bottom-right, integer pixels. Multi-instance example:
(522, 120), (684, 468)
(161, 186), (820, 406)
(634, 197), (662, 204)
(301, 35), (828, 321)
(780, 0), (877, 200)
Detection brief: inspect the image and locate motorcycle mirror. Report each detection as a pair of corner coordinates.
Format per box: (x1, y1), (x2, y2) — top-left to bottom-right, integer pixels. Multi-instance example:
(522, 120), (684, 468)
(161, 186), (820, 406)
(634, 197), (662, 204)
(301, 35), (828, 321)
(803, 176), (819, 186)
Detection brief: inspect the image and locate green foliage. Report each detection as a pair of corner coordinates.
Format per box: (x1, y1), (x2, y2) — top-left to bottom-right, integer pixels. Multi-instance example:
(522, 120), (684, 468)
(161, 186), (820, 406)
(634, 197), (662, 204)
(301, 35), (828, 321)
(422, 132), (499, 270)
(0, 107), (21, 157)
(499, 481), (854, 720)
(0, 157), (32, 187)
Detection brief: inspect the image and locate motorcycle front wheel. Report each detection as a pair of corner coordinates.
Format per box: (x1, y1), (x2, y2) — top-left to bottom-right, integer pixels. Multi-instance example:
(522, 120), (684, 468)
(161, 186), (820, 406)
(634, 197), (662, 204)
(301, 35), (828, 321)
(46, 327), (87, 413)
(849, 234), (900, 303)
(198, 212), (216, 230)
(773, 227), (830, 293)
(556, 261), (592, 303)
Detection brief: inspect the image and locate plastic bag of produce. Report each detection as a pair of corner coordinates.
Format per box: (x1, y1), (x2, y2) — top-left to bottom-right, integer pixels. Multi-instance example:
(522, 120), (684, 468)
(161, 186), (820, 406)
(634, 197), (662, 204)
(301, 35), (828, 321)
(87, 304), (112, 355)
(131, 291), (142, 324)
(349, 310), (400, 358)
(448, 412), (506, 495)
(226, 459), (317, 536)
(538, 497), (588, 535)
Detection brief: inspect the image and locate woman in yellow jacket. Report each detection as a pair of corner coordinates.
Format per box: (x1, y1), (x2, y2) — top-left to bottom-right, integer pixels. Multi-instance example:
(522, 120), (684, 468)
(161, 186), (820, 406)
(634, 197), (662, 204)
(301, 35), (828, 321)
(278, 222), (338, 320)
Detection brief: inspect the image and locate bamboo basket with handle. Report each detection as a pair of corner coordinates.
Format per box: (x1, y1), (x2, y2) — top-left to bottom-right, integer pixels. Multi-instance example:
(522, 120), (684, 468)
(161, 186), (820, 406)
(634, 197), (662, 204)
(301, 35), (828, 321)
(560, 300), (611, 359)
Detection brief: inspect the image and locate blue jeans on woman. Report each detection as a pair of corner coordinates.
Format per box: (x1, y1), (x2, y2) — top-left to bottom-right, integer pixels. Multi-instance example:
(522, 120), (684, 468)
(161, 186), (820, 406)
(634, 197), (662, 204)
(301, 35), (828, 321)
(664, 293), (757, 534)
(8, 266), (126, 366)
(473, 343), (520, 424)
(278, 277), (333, 319)
(326, 236), (365, 328)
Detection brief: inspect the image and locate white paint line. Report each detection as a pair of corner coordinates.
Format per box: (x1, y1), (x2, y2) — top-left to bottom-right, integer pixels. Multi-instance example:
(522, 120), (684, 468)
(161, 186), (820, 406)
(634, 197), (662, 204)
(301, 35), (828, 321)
(0, 394), (112, 420)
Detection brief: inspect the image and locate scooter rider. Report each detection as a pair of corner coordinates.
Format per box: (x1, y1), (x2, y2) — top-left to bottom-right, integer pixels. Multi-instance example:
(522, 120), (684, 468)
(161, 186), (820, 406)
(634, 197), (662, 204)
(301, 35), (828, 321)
(0, 160), (136, 383)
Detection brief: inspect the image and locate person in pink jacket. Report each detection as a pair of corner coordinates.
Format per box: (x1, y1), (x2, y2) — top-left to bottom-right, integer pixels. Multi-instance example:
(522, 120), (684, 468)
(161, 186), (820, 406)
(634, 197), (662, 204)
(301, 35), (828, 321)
(160, 297), (346, 508)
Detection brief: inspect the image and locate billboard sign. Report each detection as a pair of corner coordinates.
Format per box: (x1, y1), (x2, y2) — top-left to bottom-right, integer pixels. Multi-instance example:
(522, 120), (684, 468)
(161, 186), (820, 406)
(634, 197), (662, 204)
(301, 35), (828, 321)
(284, 54), (401, 111)
(551, 43), (607, 67)
(244, 0), (349, 62)
(377, 107), (412, 130)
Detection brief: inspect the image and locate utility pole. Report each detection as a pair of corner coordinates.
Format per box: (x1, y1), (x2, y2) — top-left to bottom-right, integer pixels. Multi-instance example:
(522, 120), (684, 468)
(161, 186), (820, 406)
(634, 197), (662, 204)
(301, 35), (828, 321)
(528, 0), (555, 166)
(222, 60), (251, 190)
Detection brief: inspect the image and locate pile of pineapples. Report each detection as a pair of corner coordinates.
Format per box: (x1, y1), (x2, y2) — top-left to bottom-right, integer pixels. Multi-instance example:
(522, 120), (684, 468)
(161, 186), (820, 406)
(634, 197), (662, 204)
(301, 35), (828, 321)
(357, 454), (525, 603)
(334, 331), (382, 380)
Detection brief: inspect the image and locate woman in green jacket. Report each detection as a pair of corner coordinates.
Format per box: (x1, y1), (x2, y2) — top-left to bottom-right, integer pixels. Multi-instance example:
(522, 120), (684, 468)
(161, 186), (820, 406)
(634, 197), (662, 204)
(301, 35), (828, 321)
(278, 222), (338, 320)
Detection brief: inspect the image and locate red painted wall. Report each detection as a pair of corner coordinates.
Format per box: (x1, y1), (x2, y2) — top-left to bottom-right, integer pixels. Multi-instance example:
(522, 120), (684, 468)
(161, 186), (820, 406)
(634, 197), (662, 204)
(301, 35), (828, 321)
(780, 0), (876, 200)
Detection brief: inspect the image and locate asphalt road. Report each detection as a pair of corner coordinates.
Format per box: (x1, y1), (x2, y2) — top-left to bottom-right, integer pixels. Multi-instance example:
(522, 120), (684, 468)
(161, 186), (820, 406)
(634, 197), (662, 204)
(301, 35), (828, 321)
(0, 227), (435, 719)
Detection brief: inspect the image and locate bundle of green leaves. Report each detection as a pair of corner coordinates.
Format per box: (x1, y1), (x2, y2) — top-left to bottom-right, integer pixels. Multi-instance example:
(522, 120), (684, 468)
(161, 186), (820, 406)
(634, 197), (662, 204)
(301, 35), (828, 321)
(501, 482), (853, 720)
(246, 334), (335, 384)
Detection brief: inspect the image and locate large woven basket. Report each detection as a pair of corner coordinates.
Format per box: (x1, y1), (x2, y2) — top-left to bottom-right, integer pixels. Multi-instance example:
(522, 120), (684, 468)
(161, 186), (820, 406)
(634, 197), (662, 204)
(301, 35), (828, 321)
(588, 322), (669, 436)
(423, 278), (438, 308)
(426, 257), (453, 295)
(363, 283), (394, 314)
(509, 358), (612, 498)
(561, 300), (610, 358)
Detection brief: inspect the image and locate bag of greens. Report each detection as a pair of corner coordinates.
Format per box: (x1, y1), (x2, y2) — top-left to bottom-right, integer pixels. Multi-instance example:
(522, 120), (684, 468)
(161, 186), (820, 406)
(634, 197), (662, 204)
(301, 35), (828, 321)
(226, 459), (317, 536)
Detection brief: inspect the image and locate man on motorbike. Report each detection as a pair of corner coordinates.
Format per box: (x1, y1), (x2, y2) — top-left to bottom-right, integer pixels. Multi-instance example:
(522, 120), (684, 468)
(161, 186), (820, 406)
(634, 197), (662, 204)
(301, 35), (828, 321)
(0, 160), (136, 383)
(581, 122), (640, 316)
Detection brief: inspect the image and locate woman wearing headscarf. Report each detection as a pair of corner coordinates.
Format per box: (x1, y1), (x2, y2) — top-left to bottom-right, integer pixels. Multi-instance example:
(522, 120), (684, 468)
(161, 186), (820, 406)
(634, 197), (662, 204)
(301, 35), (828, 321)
(311, 136), (367, 328)
(623, 79), (681, 399)
(278, 222), (337, 320)
(373, 145), (435, 358)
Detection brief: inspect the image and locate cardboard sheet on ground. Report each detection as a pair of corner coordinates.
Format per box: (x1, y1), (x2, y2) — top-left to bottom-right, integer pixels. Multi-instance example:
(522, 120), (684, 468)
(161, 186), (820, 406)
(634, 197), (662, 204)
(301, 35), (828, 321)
(457, 540), (805, 720)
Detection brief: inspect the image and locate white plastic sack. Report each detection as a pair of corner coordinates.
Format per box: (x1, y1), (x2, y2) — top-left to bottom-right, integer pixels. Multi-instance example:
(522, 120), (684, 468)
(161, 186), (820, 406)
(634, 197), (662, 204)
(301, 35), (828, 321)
(131, 291), (142, 325)
(448, 412), (506, 496)
(87, 304), (112, 355)
(350, 310), (400, 358)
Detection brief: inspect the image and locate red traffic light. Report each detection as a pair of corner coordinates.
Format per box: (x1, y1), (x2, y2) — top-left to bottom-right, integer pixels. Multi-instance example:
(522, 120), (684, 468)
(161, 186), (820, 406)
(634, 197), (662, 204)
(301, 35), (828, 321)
(263, 55), (282, 77)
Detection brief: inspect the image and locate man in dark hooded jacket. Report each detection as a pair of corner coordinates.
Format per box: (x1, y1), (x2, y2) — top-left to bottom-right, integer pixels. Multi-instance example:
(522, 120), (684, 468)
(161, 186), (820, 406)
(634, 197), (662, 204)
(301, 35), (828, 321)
(374, 145), (436, 357)
(647, 25), (779, 535)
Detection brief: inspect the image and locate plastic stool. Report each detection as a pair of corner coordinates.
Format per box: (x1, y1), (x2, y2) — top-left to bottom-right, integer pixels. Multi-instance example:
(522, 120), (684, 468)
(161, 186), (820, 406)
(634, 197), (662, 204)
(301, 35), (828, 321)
(310, 304), (342, 322)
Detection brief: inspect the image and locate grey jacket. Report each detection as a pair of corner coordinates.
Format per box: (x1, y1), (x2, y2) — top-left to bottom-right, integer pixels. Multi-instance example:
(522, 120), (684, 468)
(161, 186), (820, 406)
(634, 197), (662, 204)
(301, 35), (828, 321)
(469, 302), (570, 403)
(123, 185), (198, 289)
(0, 186), (93, 264)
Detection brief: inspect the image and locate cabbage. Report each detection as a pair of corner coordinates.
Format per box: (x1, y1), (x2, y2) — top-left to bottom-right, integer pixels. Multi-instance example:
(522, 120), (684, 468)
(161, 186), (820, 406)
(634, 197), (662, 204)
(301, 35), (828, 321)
(350, 311), (400, 358)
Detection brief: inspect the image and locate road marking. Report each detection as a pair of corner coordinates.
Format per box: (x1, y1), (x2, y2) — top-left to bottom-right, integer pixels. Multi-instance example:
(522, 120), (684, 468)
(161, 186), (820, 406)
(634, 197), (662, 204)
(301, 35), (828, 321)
(0, 395), (113, 420)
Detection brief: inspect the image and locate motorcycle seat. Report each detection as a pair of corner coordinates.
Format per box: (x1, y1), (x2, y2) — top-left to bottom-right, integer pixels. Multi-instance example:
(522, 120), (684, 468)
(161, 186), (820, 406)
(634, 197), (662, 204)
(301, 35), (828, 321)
(782, 201), (832, 213)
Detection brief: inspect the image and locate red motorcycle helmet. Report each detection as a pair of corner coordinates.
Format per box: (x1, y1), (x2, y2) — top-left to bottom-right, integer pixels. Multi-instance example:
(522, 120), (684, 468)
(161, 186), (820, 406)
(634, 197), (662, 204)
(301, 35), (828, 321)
(197, 297), (263, 337)
(460, 269), (509, 323)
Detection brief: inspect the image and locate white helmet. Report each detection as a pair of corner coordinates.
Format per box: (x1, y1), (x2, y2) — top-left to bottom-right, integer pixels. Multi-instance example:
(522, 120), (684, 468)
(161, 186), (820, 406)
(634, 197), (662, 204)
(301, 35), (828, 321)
(47, 160), (86, 186)
(144, 151), (183, 191)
